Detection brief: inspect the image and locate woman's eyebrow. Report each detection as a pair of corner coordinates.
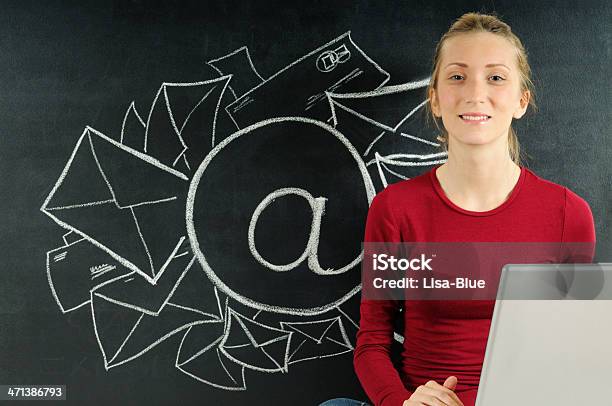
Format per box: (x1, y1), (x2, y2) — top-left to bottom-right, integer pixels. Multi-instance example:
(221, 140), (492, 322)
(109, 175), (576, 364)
(443, 62), (511, 70)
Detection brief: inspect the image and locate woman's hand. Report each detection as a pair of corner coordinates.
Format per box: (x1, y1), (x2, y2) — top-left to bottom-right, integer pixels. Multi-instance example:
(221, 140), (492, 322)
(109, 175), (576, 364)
(402, 376), (465, 406)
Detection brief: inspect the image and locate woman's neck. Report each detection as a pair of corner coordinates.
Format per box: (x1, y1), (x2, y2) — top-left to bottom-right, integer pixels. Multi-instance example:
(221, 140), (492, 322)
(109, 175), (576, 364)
(435, 139), (521, 212)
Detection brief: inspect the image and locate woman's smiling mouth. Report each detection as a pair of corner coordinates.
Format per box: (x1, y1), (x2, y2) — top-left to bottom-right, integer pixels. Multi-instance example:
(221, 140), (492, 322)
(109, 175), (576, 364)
(459, 113), (492, 123)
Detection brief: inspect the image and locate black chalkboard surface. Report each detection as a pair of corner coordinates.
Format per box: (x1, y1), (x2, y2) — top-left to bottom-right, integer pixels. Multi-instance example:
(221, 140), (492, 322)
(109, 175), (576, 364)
(1, 1), (610, 405)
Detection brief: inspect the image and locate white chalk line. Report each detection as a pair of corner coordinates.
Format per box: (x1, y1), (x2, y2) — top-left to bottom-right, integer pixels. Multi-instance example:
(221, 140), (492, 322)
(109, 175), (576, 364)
(87, 126), (188, 180)
(208, 46), (264, 102)
(207, 45), (265, 81)
(173, 250), (191, 259)
(45, 199), (115, 211)
(90, 272), (216, 370)
(45, 236), (128, 314)
(400, 132), (440, 147)
(225, 31), (390, 126)
(280, 317), (354, 365)
(147, 235), (187, 284)
(176, 360), (247, 391)
(90, 264), (115, 274)
(328, 68), (363, 93)
(176, 327), (247, 391)
(120, 101), (146, 145)
(218, 307), (292, 373)
(41, 127), (190, 284)
(371, 152), (447, 188)
(130, 207), (155, 278)
(176, 327), (225, 367)
(91, 264), (117, 280)
(107, 312), (145, 364)
(124, 196), (178, 210)
(53, 252), (67, 262)
(363, 131), (386, 157)
(305, 68), (362, 112)
(145, 76), (231, 164)
(166, 302), (222, 321)
(90, 245), (193, 317)
(217, 349), (239, 385)
(287, 339), (306, 361)
(347, 31), (391, 89)
(280, 316), (352, 349)
(249, 187), (343, 274)
(210, 75), (231, 148)
(46, 243), (78, 314)
(368, 151), (448, 166)
(186, 116), (373, 316)
(207, 62), (239, 99)
(380, 161), (409, 181)
(207, 46), (264, 102)
(62, 231), (83, 246)
(328, 78), (430, 99)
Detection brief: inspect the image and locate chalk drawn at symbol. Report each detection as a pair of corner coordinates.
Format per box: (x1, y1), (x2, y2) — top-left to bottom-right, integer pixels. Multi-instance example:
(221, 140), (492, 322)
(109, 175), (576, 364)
(316, 44), (351, 73)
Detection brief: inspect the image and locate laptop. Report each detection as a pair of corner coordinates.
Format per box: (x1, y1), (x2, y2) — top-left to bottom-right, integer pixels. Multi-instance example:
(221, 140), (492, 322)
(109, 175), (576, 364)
(475, 263), (612, 406)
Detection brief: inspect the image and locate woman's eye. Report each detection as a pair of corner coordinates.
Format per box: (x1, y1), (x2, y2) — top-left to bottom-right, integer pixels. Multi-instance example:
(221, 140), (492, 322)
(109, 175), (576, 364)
(489, 75), (505, 81)
(449, 74), (464, 80)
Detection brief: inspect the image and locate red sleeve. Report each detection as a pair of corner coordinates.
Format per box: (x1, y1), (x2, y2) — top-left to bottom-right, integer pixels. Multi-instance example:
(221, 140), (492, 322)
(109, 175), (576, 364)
(354, 189), (413, 406)
(561, 187), (597, 262)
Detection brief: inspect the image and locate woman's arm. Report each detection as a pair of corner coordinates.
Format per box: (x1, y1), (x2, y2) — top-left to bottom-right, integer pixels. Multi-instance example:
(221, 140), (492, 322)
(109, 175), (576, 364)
(561, 187), (597, 262)
(354, 190), (413, 406)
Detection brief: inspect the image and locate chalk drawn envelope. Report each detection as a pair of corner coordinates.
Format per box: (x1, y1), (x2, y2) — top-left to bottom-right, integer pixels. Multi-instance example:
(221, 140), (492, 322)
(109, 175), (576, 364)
(46, 233), (132, 313)
(225, 32), (390, 128)
(280, 316), (354, 365)
(41, 126), (189, 283)
(176, 323), (246, 390)
(90, 243), (223, 370)
(219, 307), (293, 373)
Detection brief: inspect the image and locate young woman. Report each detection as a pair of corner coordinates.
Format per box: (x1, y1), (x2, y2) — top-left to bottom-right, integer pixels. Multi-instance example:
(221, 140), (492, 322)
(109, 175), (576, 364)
(320, 12), (596, 406)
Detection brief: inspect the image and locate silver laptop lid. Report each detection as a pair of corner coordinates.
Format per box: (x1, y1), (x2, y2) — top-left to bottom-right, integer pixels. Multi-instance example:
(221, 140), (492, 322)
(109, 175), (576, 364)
(475, 263), (612, 406)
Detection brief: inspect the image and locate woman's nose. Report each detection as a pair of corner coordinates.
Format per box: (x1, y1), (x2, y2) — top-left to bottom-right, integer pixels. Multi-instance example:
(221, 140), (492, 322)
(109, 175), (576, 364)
(463, 78), (487, 104)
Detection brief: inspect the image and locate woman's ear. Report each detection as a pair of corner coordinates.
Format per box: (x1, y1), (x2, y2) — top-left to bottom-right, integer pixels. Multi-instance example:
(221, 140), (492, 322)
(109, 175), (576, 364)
(513, 89), (530, 119)
(429, 88), (441, 117)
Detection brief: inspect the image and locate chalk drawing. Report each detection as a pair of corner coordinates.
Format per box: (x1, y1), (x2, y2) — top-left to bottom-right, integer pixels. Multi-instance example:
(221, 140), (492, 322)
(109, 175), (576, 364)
(91, 251), (223, 370)
(219, 306), (293, 373)
(144, 76), (231, 171)
(176, 323), (246, 390)
(41, 126), (189, 284)
(41, 32), (443, 391)
(186, 117), (375, 316)
(371, 151), (448, 188)
(120, 101), (146, 151)
(280, 316), (353, 365)
(46, 236), (131, 314)
(326, 79), (433, 157)
(207, 46), (265, 99)
(225, 32), (390, 129)
(316, 44), (352, 72)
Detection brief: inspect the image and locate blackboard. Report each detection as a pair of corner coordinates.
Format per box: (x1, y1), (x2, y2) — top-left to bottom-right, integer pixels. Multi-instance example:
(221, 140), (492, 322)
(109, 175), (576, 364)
(1, 1), (610, 405)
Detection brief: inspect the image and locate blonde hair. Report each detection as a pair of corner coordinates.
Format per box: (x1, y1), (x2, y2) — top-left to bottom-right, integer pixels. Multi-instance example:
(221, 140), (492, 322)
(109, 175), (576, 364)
(426, 12), (537, 166)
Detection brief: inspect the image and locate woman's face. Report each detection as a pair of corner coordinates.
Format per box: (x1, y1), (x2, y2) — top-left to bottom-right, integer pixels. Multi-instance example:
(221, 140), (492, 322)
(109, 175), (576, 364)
(430, 32), (530, 147)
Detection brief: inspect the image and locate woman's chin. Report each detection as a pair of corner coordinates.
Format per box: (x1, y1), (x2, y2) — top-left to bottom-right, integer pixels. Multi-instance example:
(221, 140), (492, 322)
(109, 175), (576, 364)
(448, 131), (506, 147)
(450, 136), (494, 146)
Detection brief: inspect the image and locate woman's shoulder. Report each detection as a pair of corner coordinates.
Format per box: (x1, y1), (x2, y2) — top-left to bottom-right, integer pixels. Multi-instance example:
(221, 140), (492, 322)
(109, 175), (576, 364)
(523, 167), (591, 207)
(368, 170), (436, 224)
(523, 167), (594, 233)
(375, 169), (432, 200)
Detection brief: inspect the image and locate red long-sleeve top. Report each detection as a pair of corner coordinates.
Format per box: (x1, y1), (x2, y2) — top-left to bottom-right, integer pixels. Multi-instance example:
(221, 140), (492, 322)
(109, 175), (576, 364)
(354, 165), (596, 406)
